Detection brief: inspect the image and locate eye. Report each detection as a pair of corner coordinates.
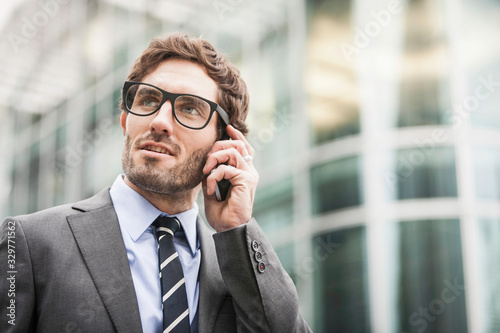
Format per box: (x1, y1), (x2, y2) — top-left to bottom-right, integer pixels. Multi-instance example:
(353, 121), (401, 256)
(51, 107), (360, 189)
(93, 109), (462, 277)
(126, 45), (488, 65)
(140, 96), (160, 108)
(179, 104), (201, 115)
(132, 86), (163, 111)
(175, 96), (210, 120)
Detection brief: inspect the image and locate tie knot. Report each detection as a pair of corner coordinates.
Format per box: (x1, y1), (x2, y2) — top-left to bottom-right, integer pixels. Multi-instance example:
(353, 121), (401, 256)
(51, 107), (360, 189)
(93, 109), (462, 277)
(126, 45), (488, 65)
(154, 216), (181, 236)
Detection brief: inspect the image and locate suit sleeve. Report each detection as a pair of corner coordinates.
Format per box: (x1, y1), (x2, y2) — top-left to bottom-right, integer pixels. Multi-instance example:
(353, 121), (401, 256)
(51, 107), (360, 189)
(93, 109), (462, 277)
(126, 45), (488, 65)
(213, 218), (311, 333)
(0, 218), (36, 333)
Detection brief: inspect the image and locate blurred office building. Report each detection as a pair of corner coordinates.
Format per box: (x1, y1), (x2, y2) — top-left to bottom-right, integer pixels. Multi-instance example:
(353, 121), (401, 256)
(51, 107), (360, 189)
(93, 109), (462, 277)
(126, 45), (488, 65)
(0, 0), (499, 332)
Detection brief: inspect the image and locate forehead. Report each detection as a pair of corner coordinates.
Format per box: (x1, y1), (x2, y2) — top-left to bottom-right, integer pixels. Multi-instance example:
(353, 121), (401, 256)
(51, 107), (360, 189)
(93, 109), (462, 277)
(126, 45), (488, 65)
(142, 58), (219, 102)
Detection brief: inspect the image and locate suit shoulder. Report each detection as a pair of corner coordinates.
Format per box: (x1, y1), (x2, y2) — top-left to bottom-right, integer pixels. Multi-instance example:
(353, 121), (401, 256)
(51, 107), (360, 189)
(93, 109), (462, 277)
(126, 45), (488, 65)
(5, 202), (77, 224)
(2, 187), (112, 229)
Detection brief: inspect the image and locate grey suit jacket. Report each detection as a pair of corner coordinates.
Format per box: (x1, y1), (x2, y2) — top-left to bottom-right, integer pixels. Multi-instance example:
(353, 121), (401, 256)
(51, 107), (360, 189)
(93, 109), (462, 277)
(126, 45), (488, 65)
(0, 188), (311, 332)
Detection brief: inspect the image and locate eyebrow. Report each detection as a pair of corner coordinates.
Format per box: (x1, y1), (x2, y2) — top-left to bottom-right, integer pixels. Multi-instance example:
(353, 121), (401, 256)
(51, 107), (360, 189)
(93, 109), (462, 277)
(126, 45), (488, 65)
(137, 87), (162, 97)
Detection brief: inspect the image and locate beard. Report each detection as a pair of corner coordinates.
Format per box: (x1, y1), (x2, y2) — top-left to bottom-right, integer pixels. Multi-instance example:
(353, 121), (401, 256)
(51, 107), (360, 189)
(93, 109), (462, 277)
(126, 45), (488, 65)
(122, 132), (212, 196)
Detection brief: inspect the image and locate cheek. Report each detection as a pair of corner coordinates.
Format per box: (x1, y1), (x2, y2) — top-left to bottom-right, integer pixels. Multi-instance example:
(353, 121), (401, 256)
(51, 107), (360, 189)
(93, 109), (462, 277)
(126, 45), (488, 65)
(180, 129), (217, 155)
(126, 116), (150, 137)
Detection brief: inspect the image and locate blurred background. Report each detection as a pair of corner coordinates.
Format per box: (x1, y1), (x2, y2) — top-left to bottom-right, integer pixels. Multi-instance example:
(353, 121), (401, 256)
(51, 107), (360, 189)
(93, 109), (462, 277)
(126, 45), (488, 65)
(0, 0), (499, 332)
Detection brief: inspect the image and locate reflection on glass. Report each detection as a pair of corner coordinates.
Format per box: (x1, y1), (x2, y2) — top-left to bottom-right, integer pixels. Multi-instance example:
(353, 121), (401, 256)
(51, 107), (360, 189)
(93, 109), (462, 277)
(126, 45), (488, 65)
(395, 219), (467, 333)
(473, 147), (500, 200)
(460, 0), (500, 129)
(398, 79), (450, 127)
(275, 244), (296, 285)
(313, 227), (370, 333)
(85, 104), (98, 133)
(391, 147), (457, 200)
(396, 0), (450, 128)
(469, 61), (500, 129)
(306, 0), (360, 144)
(113, 44), (128, 72)
(11, 155), (30, 216)
(28, 142), (40, 214)
(477, 218), (500, 332)
(253, 178), (293, 234)
(113, 86), (122, 115)
(310, 156), (363, 214)
(249, 31), (294, 166)
(54, 124), (67, 206)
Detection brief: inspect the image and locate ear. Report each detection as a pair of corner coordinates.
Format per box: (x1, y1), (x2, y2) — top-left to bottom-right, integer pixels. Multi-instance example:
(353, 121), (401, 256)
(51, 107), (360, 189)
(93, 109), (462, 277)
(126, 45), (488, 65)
(120, 111), (127, 135)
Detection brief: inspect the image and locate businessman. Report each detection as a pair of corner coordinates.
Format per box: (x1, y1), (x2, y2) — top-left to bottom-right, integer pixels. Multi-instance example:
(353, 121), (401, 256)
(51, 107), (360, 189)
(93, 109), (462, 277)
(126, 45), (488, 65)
(0, 33), (311, 332)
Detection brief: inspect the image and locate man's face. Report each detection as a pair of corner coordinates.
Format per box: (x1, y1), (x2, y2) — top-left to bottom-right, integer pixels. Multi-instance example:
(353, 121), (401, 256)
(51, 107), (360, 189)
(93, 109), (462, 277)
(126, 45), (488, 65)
(120, 58), (219, 196)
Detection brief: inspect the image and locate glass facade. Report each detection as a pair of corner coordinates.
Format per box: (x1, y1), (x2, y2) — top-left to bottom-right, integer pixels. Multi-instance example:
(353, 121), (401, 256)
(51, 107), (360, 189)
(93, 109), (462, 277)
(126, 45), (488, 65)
(313, 227), (370, 333)
(1, 0), (499, 332)
(477, 218), (500, 332)
(396, 0), (451, 128)
(396, 219), (467, 333)
(306, 0), (360, 144)
(253, 178), (294, 233)
(311, 156), (363, 214)
(394, 147), (457, 200)
(474, 148), (500, 200)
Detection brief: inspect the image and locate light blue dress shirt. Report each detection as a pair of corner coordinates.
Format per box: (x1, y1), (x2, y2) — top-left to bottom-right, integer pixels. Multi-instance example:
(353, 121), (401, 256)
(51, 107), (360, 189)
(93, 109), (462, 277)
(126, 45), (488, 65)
(109, 175), (201, 333)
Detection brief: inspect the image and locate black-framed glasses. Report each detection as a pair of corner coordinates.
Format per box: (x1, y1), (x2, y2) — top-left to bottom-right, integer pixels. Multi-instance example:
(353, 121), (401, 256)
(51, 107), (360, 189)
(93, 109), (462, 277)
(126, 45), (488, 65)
(122, 81), (230, 130)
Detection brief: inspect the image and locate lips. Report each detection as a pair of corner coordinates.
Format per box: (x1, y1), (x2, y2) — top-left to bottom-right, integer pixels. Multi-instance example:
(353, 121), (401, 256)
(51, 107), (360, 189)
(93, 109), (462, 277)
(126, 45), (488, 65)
(143, 145), (172, 155)
(139, 142), (176, 156)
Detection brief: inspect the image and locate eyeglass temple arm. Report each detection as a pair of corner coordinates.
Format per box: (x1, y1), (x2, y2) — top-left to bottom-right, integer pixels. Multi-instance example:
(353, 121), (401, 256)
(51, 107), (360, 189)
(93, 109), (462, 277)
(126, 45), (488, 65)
(216, 105), (230, 126)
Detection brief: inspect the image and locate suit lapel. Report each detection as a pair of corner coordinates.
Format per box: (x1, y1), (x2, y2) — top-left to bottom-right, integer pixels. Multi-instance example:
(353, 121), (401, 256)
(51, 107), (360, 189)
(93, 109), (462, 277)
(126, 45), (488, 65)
(197, 217), (228, 333)
(67, 189), (143, 333)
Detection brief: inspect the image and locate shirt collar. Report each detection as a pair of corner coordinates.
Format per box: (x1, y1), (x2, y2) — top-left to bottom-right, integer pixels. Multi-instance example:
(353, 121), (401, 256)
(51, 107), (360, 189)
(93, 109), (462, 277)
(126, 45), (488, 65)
(109, 175), (199, 256)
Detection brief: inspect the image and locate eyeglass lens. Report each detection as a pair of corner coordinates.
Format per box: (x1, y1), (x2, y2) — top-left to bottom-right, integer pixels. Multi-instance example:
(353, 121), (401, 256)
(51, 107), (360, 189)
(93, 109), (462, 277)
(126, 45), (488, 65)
(125, 83), (212, 128)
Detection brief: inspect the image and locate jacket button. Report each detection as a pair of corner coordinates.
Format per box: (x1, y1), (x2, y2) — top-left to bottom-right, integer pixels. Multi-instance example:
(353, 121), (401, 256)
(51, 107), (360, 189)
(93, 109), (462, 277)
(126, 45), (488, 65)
(257, 262), (265, 273)
(251, 240), (259, 252)
(254, 251), (263, 262)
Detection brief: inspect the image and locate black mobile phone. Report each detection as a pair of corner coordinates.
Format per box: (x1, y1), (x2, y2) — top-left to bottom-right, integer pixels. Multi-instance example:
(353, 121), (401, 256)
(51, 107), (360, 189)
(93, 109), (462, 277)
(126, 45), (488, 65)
(215, 178), (231, 201)
(214, 131), (231, 201)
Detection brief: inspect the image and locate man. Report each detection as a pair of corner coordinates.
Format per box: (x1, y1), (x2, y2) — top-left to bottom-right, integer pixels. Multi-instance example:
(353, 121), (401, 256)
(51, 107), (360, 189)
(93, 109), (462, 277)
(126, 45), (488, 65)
(0, 33), (311, 332)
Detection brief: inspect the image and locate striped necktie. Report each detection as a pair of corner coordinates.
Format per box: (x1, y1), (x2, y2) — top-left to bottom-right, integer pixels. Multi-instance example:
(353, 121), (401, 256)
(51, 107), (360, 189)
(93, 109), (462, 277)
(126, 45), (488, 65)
(153, 216), (191, 333)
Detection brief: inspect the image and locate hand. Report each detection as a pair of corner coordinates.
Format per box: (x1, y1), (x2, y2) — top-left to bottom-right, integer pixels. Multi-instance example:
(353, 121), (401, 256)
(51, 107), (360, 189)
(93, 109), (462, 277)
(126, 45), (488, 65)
(202, 125), (259, 232)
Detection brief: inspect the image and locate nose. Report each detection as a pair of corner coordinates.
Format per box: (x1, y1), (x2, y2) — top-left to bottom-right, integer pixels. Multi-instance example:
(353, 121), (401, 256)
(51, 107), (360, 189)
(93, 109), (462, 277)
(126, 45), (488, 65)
(149, 100), (175, 134)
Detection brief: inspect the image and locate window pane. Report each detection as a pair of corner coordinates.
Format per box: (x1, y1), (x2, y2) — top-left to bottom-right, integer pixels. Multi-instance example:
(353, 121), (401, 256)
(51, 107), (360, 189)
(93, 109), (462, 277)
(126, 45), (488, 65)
(275, 244), (296, 285)
(391, 147), (457, 200)
(28, 142), (40, 214)
(249, 31), (295, 169)
(53, 124), (67, 205)
(306, 0), (360, 144)
(473, 148), (500, 200)
(396, 219), (467, 333)
(311, 156), (363, 214)
(477, 218), (500, 332)
(313, 227), (370, 333)
(113, 85), (122, 116)
(468, 61), (500, 129)
(396, 0), (451, 128)
(398, 79), (450, 127)
(253, 178), (294, 233)
(460, 0), (500, 130)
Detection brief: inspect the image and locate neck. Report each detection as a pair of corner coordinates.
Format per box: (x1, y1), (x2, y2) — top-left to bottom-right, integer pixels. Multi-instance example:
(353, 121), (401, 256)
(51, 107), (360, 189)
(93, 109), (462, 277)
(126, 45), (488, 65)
(123, 176), (200, 215)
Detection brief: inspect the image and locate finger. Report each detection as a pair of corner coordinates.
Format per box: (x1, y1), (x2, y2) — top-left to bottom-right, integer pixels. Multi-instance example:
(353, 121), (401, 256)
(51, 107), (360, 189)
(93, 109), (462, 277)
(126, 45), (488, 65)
(201, 176), (213, 198)
(208, 138), (249, 158)
(227, 125), (255, 156)
(206, 165), (240, 195)
(203, 148), (250, 174)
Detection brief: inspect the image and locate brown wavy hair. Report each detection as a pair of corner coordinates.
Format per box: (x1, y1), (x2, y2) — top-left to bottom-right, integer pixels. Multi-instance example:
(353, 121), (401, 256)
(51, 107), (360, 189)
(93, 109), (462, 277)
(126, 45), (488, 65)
(120, 33), (250, 139)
